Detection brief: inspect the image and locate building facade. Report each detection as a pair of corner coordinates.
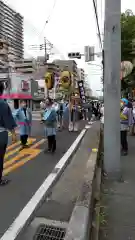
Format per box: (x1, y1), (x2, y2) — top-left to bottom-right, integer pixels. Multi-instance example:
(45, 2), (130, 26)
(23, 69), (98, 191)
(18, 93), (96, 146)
(78, 68), (85, 81)
(1, 72), (32, 108)
(15, 58), (37, 74)
(53, 59), (78, 82)
(0, 0), (23, 59)
(0, 38), (9, 76)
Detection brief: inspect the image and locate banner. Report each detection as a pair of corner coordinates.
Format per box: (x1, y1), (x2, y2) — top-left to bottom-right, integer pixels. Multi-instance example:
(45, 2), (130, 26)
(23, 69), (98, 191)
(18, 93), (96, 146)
(78, 80), (86, 104)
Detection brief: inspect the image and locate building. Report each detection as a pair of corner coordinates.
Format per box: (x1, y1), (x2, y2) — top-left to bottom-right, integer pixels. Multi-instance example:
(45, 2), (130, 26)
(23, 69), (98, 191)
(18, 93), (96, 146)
(0, 0), (23, 59)
(78, 68), (85, 81)
(14, 58), (37, 74)
(53, 59), (78, 82)
(84, 81), (92, 97)
(0, 38), (9, 77)
(1, 72), (32, 108)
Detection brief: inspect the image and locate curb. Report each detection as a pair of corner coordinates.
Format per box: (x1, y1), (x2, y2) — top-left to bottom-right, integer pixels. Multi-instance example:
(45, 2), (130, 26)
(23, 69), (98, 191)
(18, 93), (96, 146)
(65, 127), (101, 240)
(1, 129), (87, 240)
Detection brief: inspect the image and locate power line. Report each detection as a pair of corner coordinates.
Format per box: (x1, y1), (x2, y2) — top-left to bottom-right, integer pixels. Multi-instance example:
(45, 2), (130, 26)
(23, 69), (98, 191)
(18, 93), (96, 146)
(92, 0), (103, 50)
(39, 0), (58, 37)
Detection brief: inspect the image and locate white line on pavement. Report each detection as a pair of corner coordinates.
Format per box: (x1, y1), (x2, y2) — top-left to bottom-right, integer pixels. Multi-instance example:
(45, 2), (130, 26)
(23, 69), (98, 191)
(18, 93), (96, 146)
(1, 128), (87, 240)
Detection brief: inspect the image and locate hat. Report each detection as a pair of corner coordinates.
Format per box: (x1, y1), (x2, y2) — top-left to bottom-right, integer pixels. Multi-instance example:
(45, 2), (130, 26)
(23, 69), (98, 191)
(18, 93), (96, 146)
(121, 98), (128, 105)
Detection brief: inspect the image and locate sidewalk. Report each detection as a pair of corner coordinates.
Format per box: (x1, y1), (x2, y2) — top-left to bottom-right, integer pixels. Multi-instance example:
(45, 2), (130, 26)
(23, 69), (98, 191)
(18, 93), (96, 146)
(100, 136), (135, 240)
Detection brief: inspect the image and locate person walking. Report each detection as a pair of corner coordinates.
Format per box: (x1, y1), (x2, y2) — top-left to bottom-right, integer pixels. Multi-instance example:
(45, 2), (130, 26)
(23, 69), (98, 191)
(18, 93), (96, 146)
(120, 98), (130, 156)
(43, 98), (57, 153)
(0, 82), (17, 185)
(13, 100), (32, 150)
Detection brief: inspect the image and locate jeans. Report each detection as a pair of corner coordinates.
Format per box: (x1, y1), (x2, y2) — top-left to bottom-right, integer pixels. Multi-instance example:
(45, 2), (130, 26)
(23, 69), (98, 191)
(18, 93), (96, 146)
(20, 135), (28, 146)
(0, 131), (8, 180)
(47, 135), (56, 152)
(121, 130), (128, 152)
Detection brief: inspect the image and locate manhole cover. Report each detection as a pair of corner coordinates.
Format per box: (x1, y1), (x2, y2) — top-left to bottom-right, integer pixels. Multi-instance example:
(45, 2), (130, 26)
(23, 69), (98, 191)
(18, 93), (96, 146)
(33, 224), (66, 240)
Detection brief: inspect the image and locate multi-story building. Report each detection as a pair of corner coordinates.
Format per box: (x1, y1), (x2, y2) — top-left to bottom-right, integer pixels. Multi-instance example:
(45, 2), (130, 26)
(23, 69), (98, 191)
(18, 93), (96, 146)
(14, 58), (37, 74)
(0, 0), (23, 59)
(77, 68), (85, 81)
(53, 59), (78, 82)
(0, 38), (9, 75)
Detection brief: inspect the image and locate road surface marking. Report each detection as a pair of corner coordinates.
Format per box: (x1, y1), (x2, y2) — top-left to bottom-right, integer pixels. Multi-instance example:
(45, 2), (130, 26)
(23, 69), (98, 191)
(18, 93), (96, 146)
(5, 138), (36, 160)
(4, 150), (41, 176)
(30, 139), (46, 148)
(0, 128), (87, 240)
(4, 139), (45, 173)
(7, 138), (36, 151)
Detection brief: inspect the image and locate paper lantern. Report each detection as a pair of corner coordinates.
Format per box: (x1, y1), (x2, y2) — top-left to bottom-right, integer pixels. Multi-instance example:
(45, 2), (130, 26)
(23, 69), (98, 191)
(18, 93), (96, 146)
(60, 71), (72, 89)
(45, 72), (55, 90)
(120, 61), (133, 80)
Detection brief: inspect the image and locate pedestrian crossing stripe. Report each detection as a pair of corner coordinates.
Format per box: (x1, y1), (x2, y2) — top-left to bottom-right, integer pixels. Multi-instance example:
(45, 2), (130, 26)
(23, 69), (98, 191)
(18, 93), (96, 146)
(3, 138), (46, 176)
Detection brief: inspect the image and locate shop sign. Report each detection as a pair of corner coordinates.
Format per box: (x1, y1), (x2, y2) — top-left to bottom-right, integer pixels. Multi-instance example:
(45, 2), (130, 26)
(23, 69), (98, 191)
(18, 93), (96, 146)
(21, 80), (29, 91)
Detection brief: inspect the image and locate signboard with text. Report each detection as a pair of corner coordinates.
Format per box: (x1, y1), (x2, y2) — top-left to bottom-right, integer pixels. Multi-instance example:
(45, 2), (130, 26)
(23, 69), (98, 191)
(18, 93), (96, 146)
(78, 80), (86, 104)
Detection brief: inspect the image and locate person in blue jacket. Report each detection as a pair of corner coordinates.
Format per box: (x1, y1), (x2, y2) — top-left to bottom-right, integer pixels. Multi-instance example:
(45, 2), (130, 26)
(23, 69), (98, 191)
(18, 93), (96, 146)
(13, 100), (32, 150)
(43, 97), (57, 153)
(0, 82), (17, 186)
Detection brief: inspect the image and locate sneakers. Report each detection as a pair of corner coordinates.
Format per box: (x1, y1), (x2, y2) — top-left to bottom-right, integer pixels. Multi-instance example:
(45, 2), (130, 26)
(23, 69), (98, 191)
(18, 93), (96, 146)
(0, 178), (10, 186)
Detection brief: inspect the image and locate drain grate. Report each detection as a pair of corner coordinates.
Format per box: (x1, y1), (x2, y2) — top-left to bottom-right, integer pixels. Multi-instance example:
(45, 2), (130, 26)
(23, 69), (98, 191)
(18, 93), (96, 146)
(33, 224), (66, 240)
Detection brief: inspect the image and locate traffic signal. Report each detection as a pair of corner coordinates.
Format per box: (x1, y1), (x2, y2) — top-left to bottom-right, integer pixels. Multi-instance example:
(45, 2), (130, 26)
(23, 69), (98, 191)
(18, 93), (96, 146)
(68, 52), (81, 59)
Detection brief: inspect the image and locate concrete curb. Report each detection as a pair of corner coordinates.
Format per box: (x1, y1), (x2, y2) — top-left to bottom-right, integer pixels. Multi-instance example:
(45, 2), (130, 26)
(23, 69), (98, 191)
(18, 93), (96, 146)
(64, 127), (101, 240)
(1, 129), (87, 240)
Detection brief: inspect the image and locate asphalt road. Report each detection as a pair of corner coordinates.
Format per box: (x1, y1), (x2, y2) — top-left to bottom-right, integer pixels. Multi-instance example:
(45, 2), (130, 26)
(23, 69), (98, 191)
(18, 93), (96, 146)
(0, 120), (85, 238)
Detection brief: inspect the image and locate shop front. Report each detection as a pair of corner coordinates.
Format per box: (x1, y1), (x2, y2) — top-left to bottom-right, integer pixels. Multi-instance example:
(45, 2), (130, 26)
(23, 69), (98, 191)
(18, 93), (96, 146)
(0, 72), (32, 109)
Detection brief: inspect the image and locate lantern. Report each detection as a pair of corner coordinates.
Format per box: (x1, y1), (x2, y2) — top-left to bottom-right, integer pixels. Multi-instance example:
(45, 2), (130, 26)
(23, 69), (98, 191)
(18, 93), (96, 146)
(120, 61), (133, 80)
(45, 72), (55, 90)
(60, 71), (72, 89)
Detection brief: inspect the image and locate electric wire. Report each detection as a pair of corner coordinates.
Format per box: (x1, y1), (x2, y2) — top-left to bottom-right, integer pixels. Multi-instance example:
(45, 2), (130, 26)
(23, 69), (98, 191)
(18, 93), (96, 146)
(92, 0), (103, 50)
(39, 0), (58, 38)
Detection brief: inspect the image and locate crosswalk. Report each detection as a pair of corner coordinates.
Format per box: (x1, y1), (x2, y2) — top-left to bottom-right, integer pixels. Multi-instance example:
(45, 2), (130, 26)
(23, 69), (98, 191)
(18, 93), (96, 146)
(32, 112), (41, 121)
(4, 138), (46, 176)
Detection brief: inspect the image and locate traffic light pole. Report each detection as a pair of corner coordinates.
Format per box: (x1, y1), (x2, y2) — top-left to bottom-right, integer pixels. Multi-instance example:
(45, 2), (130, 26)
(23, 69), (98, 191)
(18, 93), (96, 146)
(103, 0), (121, 179)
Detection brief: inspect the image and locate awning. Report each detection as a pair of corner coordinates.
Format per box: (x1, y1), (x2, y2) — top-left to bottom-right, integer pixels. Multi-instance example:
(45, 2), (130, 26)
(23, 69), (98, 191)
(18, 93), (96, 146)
(0, 93), (32, 99)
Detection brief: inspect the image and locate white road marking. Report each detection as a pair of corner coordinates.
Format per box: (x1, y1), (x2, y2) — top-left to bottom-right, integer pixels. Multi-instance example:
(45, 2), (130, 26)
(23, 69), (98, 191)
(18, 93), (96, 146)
(1, 128), (87, 240)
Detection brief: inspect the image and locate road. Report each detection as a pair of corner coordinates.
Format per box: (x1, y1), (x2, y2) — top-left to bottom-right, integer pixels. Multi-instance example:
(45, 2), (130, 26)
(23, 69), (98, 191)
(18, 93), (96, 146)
(0, 119), (85, 238)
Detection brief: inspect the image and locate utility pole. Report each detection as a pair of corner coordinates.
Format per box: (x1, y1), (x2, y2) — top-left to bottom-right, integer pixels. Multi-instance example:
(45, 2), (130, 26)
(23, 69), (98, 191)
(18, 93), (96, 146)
(44, 37), (47, 63)
(104, 0), (121, 178)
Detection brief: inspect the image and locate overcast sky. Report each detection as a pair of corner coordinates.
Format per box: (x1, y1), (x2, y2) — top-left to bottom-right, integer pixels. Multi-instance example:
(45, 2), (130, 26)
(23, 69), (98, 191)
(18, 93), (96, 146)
(3, 0), (133, 95)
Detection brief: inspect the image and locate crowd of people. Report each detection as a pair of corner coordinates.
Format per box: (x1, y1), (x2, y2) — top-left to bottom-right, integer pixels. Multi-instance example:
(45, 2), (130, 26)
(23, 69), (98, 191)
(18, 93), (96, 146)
(0, 79), (103, 186)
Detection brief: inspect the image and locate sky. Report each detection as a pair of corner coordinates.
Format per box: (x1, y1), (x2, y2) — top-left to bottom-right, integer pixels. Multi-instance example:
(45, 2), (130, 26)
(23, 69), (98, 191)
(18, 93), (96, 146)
(3, 0), (133, 95)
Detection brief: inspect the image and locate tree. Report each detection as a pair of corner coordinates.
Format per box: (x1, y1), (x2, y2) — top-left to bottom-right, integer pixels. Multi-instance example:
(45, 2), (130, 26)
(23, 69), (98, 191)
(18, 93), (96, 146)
(121, 13), (135, 62)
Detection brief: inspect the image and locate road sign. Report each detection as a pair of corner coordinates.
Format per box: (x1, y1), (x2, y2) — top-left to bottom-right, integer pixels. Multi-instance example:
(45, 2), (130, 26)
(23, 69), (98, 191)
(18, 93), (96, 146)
(84, 46), (95, 62)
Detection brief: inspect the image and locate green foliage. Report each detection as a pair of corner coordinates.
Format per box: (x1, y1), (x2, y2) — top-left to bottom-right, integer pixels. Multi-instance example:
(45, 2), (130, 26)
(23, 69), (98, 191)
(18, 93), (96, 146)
(121, 13), (135, 61)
